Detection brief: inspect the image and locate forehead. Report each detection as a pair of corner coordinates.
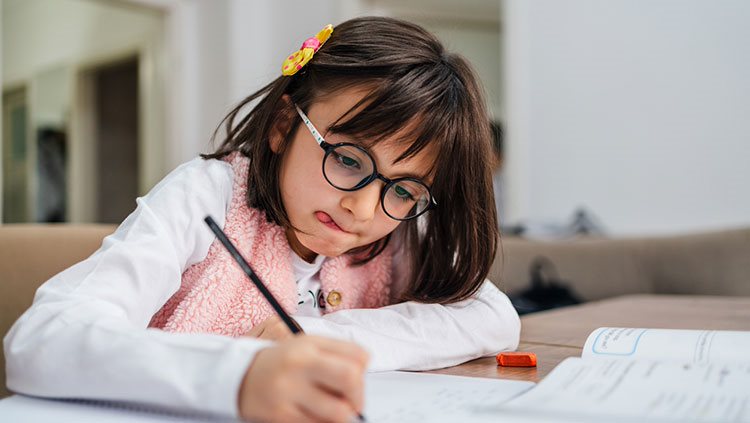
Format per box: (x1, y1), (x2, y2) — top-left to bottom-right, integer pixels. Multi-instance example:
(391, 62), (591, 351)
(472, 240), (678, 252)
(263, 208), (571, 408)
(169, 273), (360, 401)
(307, 87), (437, 182)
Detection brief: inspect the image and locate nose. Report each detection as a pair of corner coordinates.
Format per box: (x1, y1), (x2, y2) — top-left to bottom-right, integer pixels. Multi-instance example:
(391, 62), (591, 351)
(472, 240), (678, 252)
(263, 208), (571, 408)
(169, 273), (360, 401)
(339, 182), (381, 222)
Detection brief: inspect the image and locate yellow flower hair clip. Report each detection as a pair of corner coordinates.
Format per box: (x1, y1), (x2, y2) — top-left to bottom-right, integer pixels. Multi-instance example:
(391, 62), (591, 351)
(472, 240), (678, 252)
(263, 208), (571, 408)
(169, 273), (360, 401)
(282, 24), (334, 76)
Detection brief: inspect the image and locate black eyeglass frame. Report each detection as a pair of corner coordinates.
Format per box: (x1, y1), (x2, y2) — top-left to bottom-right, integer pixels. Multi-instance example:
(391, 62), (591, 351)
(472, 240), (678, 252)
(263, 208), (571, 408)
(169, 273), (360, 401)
(294, 104), (437, 221)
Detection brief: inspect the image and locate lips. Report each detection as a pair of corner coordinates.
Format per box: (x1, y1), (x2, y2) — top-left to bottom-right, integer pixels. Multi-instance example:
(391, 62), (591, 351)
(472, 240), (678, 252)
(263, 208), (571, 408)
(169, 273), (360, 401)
(315, 211), (349, 233)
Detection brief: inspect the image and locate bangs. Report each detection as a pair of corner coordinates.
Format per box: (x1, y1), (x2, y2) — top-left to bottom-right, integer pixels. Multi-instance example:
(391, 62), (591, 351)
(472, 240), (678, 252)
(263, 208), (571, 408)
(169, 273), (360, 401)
(324, 65), (465, 175)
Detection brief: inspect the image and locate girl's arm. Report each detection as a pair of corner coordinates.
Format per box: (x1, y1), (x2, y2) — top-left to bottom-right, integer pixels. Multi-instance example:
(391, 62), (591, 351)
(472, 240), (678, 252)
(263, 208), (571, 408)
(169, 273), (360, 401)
(294, 280), (520, 372)
(3, 158), (268, 417)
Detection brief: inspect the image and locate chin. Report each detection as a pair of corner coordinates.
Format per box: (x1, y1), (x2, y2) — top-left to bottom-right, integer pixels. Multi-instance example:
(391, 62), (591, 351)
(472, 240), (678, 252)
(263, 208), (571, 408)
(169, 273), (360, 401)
(299, 235), (349, 258)
(316, 243), (351, 258)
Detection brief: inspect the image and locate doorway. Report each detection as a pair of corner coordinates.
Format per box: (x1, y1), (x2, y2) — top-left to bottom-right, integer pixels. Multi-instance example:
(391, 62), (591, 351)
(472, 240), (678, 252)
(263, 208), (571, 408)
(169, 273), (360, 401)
(92, 58), (139, 224)
(2, 87), (29, 223)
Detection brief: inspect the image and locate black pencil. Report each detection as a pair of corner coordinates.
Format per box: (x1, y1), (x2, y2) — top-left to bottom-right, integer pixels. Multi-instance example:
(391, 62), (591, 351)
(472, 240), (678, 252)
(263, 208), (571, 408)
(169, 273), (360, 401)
(204, 215), (304, 334)
(203, 216), (367, 422)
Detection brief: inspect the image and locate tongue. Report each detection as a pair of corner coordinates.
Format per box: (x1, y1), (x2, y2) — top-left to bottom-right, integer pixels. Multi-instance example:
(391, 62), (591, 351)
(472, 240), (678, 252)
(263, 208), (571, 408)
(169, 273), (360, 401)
(315, 211), (333, 223)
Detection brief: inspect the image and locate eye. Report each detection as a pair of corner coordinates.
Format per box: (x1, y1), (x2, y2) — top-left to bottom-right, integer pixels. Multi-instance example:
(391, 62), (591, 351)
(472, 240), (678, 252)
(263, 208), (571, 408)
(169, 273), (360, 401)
(393, 183), (416, 201)
(333, 152), (362, 169)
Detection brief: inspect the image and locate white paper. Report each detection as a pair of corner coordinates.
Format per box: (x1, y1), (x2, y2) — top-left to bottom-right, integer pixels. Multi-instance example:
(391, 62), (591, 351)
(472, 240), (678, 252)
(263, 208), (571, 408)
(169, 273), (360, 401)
(364, 371), (534, 423)
(582, 327), (750, 364)
(504, 357), (750, 423)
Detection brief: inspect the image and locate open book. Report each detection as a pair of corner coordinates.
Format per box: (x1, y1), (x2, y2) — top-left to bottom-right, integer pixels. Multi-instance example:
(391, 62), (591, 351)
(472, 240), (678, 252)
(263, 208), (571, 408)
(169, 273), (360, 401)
(498, 327), (750, 423)
(365, 327), (750, 423)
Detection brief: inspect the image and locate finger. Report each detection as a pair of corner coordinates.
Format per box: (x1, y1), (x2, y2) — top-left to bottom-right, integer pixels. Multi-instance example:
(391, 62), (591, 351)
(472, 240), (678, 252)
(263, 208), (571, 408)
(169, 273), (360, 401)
(245, 323), (265, 338)
(271, 324), (295, 340)
(273, 318), (294, 336)
(307, 354), (365, 413)
(297, 384), (357, 423)
(276, 404), (317, 423)
(246, 316), (280, 338)
(305, 336), (370, 367)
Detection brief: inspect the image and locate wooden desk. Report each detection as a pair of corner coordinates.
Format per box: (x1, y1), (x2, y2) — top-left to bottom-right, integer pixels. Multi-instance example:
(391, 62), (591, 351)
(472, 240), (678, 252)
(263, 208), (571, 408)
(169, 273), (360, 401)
(431, 294), (750, 382)
(428, 342), (580, 382)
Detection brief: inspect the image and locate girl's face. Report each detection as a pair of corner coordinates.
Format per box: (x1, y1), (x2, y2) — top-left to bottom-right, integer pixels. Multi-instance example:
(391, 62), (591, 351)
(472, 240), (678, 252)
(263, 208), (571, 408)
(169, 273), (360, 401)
(275, 87), (434, 262)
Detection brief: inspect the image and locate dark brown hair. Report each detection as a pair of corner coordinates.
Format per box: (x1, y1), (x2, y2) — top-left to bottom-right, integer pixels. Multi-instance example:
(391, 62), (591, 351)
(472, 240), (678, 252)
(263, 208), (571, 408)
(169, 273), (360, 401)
(204, 16), (498, 304)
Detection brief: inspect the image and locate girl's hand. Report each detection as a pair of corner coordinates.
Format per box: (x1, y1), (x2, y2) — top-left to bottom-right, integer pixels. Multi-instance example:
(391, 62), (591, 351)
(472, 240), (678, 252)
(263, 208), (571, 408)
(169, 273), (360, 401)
(238, 335), (369, 423)
(244, 316), (295, 341)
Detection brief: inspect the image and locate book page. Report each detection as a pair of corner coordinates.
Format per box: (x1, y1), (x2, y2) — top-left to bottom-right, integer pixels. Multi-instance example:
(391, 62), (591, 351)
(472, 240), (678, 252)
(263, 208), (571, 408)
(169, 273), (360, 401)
(503, 357), (750, 423)
(582, 327), (750, 364)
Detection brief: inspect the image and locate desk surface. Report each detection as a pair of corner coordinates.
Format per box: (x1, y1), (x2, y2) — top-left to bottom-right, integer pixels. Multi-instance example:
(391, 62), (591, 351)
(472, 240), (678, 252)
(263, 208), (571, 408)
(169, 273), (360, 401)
(432, 294), (750, 382)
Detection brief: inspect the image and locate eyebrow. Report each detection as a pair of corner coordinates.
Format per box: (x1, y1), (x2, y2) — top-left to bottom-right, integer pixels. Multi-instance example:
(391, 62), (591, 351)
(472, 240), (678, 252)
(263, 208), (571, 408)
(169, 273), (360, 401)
(324, 129), (433, 183)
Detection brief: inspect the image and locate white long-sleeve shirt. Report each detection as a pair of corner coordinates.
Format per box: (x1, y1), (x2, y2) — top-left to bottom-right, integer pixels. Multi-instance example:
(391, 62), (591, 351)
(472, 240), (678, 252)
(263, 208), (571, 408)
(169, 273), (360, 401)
(3, 157), (520, 419)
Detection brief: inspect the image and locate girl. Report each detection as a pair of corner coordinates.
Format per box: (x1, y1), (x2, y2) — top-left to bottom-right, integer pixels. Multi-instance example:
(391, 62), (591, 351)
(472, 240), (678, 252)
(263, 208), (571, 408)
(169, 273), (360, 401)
(4, 16), (519, 423)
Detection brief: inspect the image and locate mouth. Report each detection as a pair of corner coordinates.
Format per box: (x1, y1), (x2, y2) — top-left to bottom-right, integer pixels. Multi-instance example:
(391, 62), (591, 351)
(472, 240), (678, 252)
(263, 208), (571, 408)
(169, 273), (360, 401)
(315, 211), (351, 234)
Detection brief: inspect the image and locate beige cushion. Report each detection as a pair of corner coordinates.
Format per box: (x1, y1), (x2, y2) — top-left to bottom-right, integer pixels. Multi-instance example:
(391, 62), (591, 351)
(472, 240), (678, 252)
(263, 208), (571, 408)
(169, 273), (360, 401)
(642, 228), (750, 296)
(0, 224), (116, 397)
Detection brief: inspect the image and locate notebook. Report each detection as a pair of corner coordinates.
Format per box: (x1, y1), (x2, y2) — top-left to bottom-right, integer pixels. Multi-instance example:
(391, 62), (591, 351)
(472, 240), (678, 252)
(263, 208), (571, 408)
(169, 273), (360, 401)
(0, 394), (233, 422)
(0, 372), (535, 422)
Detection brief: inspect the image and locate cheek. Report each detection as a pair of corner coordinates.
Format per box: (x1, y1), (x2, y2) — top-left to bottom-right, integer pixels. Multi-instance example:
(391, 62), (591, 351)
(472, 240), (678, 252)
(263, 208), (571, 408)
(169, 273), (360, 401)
(290, 165), (329, 201)
(367, 218), (402, 241)
(279, 142), (332, 214)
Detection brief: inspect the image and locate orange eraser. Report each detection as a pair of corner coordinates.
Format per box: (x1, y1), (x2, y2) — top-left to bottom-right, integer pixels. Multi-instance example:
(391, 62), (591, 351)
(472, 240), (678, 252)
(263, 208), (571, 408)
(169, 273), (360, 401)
(496, 352), (537, 367)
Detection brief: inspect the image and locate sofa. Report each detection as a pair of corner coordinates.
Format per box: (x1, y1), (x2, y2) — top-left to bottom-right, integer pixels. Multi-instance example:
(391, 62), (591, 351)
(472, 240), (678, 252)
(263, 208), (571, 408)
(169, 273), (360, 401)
(2, 224), (749, 397)
(490, 228), (750, 300)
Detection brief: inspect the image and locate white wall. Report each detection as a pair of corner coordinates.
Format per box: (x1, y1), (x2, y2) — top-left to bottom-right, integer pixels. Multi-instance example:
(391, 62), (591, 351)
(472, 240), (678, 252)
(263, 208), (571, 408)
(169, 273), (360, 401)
(503, 0), (750, 235)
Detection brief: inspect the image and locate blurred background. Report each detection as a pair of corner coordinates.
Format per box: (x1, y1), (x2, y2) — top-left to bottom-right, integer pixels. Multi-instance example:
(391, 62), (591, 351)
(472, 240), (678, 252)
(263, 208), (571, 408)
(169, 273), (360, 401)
(2, 0), (749, 236)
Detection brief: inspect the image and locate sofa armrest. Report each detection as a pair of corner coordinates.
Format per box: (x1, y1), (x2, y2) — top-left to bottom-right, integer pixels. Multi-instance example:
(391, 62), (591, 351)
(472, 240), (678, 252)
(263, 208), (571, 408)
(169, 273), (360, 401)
(0, 224), (116, 398)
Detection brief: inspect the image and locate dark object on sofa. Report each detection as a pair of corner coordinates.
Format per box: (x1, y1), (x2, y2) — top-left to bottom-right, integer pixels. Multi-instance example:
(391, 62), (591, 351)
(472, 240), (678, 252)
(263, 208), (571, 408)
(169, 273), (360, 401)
(492, 227), (750, 301)
(509, 256), (582, 315)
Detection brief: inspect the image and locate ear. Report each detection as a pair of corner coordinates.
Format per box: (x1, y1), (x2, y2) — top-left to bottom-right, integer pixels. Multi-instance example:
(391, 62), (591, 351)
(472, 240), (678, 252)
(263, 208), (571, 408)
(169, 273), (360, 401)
(269, 94), (296, 153)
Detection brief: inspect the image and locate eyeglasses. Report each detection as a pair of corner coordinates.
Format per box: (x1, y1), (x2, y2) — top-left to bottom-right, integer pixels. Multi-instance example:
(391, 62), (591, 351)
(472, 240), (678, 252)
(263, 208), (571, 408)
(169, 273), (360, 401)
(294, 104), (437, 221)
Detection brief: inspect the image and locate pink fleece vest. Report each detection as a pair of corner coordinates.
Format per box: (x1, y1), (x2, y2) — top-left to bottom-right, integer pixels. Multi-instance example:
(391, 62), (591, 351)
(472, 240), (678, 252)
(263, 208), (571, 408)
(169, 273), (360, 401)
(149, 153), (393, 336)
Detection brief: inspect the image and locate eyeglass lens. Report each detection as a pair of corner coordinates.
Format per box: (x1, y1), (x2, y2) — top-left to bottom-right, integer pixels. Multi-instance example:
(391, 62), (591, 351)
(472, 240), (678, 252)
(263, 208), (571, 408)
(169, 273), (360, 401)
(323, 144), (431, 220)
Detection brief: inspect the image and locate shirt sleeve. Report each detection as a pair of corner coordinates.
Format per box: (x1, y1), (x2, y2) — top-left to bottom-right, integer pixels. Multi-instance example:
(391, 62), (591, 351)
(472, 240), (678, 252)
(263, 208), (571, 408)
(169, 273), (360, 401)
(294, 280), (521, 372)
(3, 158), (271, 418)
